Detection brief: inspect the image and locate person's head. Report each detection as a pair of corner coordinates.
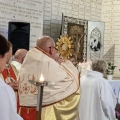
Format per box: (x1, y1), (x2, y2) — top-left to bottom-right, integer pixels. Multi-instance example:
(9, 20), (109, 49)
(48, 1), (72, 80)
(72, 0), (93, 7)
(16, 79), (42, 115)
(6, 41), (12, 64)
(14, 49), (28, 64)
(0, 34), (10, 73)
(36, 36), (56, 59)
(92, 59), (107, 74)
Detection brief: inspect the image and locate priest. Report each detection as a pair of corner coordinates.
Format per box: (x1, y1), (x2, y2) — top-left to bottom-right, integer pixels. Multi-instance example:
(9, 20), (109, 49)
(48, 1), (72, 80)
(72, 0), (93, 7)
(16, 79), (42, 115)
(0, 41), (19, 112)
(11, 49), (28, 71)
(18, 36), (80, 120)
(79, 59), (116, 120)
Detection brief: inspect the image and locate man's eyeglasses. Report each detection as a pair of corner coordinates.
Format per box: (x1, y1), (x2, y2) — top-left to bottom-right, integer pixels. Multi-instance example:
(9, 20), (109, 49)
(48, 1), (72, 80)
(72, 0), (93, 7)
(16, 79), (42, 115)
(49, 46), (57, 50)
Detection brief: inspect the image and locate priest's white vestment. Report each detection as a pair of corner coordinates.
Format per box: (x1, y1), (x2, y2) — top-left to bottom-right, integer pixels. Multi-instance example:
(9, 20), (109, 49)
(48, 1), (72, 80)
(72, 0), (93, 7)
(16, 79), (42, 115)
(11, 60), (22, 71)
(79, 70), (116, 120)
(0, 78), (23, 120)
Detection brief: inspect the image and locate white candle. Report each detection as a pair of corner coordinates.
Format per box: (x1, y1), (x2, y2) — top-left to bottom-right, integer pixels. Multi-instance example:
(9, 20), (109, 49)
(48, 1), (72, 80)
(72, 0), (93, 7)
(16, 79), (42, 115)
(87, 64), (91, 70)
(86, 61), (91, 70)
(78, 62), (82, 72)
(81, 62), (88, 77)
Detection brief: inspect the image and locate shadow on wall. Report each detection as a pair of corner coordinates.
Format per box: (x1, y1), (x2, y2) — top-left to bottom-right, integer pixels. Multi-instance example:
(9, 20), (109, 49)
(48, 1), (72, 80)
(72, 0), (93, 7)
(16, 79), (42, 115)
(103, 44), (115, 63)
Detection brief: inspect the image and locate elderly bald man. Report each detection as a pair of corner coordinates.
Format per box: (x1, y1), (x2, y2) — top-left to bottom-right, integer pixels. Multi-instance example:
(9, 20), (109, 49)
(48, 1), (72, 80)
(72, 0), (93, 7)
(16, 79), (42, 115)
(18, 36), (80, 120)
(36, 36), (56, 59)
(11, 49), (28, 71)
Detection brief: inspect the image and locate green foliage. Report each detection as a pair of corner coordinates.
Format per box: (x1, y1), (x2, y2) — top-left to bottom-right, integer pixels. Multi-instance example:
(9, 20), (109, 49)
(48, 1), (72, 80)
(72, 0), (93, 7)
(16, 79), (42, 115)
(106, 61), (116, 75)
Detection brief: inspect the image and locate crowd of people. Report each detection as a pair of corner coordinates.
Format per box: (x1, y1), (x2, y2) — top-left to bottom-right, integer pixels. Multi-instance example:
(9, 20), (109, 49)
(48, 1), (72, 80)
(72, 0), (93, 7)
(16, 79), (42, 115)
(0, 34), (117, 120)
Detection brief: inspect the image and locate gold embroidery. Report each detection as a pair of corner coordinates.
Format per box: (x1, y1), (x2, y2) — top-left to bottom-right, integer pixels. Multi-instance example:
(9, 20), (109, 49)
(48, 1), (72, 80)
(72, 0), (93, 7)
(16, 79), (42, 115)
(28, 74), (30, 80)
(18, 84), (22, 94)
(23, 83), (30, 94)
(28, 74), (36, 80)
(5, 64), (15, 83)
(30, 85), (37, 94)
(32, 74), (35, 80)
(18, 75), (24, 83)
(35, 46), (52, 58)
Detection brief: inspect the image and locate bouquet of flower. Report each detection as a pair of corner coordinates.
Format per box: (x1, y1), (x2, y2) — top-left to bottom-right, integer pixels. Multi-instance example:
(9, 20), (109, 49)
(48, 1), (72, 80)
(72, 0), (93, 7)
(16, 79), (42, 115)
(115, 103), (120, 119)
(106, 61), (116, 75)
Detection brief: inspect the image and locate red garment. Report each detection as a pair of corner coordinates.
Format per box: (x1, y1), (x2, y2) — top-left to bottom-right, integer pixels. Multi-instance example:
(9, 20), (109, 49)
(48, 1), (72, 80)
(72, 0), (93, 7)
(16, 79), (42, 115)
(2, 64), (20, 112)
(17, 93), (20, 113)
(2, 64), (17, 82)
(19, 107), (36, 120)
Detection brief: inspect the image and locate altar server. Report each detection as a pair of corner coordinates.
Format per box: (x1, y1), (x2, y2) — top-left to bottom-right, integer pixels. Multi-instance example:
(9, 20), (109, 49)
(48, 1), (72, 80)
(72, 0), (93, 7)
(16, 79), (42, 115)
(0, 34), (23, 120)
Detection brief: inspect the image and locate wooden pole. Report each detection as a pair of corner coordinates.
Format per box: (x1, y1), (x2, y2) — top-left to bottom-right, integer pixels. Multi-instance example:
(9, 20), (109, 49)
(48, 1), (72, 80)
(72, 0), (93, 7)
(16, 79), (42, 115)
(36, 111), (41, 120)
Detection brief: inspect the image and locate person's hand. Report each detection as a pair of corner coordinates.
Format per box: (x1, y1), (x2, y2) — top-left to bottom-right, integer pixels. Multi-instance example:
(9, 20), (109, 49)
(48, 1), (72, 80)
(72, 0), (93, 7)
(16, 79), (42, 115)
(55, 53), (63, 64)
(8, 81), (18, 91)
(57, 58), (63, 64)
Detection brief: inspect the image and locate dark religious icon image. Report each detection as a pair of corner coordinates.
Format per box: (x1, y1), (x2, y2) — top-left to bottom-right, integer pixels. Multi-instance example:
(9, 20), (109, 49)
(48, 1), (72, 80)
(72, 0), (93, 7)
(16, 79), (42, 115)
(67, 23), (85, 62)
(90, 27), (101, 51)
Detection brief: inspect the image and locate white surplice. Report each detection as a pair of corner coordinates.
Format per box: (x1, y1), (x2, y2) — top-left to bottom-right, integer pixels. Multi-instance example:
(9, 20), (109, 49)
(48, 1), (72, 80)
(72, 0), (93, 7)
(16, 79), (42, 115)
(11, 60), (22, 71)
(79, 70), (116, 120)
(0, 78), (23, 120)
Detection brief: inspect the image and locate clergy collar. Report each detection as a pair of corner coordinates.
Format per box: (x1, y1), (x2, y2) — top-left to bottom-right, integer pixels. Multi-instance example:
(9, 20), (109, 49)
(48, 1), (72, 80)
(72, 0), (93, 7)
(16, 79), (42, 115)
(85, 70), (103, 78)
(35, 46), (51, 58)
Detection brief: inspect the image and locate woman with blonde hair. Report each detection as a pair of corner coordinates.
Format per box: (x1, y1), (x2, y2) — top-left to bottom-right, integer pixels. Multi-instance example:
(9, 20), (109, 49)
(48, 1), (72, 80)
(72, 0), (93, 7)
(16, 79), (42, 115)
(0, 34), (23, 120)
(79, 59), (116, 120)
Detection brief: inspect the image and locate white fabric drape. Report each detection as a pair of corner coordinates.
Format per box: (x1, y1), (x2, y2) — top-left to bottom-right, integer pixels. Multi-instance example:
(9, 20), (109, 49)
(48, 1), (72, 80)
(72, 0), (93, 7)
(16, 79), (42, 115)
(18, 47), (79, 106)
(79, 70), (116, 120)
(0, 78), (23, 120)
(11, 61), (22, 71)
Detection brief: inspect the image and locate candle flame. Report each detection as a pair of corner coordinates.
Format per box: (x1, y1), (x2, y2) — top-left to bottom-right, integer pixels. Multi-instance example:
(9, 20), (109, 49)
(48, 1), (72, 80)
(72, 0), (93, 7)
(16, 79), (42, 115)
(39, 74), (44, 82)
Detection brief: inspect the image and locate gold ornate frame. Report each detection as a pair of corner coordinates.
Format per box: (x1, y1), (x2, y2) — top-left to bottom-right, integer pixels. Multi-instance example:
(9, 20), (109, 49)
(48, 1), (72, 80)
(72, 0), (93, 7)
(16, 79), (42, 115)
(62, 16), (88, 62)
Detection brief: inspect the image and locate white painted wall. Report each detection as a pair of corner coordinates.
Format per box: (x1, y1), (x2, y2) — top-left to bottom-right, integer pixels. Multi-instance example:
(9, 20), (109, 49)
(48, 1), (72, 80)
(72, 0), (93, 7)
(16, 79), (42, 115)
(101, 0), (120, 77)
